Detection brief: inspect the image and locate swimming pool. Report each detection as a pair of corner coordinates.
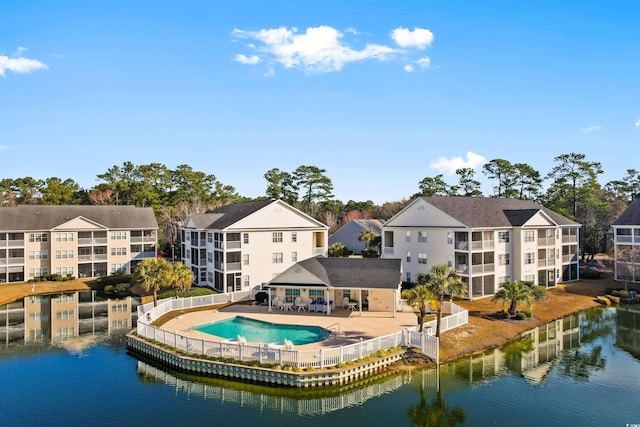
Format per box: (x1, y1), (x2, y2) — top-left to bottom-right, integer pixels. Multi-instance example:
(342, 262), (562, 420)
(194, 316), (331, 345)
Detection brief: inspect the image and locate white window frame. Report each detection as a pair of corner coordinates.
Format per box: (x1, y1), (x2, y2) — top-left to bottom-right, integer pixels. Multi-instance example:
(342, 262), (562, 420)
(272, 232), (283, 243)
(498, 231), (510, 243)
(418, 253), (427, 264)
(272, 252), (283, 263)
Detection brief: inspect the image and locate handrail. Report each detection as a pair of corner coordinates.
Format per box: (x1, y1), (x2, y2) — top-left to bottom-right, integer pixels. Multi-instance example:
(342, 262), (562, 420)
(326, 322), (341, 335)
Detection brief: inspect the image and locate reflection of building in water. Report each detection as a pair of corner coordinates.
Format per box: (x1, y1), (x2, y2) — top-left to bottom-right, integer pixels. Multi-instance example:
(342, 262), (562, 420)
(136, 360), (435, 416)
(616, 307), (640, 359)
(0, 291), (139, 345)
(446, 313), (581, 385)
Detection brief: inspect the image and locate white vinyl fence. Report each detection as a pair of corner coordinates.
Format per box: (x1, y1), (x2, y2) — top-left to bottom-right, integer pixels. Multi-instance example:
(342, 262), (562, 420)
(136, 293), (468, 367)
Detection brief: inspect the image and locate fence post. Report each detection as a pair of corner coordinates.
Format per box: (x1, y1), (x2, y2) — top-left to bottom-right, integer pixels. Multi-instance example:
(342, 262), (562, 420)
(319, 349), (324, 368)
(359, 338), (363, 359)
(259, 343), (263, 365)
(340, 346), (344, 363)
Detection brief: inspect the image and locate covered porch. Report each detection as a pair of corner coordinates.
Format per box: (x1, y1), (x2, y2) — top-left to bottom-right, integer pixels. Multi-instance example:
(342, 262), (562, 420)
(263, 256), (403, 317)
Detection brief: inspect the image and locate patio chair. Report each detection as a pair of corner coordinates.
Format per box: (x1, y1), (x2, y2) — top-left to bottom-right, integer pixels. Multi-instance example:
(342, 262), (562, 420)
(343, 296), (349, 308)
(237, 335), (247, 345)
(284, 338), (294, 350)
(295, 297), (306, 311)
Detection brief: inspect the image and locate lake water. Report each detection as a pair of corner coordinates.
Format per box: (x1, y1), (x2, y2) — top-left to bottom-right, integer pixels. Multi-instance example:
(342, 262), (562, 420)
(1, 293), (639, 426)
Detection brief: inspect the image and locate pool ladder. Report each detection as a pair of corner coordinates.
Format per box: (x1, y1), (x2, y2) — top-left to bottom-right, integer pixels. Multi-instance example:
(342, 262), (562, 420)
(327, 322), (341, 337)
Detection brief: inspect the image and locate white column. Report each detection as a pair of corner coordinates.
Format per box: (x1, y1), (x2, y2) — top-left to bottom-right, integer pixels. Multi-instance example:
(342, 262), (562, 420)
(268, 288), (272, 313)
(358, 289), (363, 317)
(392, 289), (397, 317)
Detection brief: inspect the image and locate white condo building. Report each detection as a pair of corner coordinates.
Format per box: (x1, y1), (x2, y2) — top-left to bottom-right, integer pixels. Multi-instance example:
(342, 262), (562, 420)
(180, 199), (328, 292)
(612, 198), (640, 283)
(381, 197), (581, 299)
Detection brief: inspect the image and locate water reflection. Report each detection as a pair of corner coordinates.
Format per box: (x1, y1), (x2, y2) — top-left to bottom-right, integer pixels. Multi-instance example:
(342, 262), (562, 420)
(0, 290), (139, 347)
(443, 308), (619, 386)
(136, 358), (432, 416)
(616, 306), (640, 360)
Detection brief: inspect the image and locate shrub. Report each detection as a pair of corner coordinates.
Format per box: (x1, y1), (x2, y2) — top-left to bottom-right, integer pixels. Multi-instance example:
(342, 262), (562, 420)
(612, 290), (630, 298)
(520, 309), (532, 318)
(531, 285), (547, 301)
(606, 295), (621, 304)
(580, 269), (601, 279)
(115, 283), (131, 294)
(516, 312), (527, 320)
(304, 366), (314, 372)
(361, 249), (379, 258)
(96, 274), (134, 289)
(104, 285), (115, 294)
(34, 277), (41, 282)
(596, 296), (611, 305)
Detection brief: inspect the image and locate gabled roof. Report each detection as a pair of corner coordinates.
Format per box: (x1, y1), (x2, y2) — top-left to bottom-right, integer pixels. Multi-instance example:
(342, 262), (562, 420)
(417, 196), (579, 228)
(349, 219), (383, 234)
(270, 256), (402, 290)
(0, 205), (158, 231)
(613, 199), (640, 226)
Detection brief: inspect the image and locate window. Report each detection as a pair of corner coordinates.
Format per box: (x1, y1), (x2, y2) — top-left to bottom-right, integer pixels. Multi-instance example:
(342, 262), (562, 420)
(309, 289), (324, 299)
(272, 252), (283, 263)
(207, 233), (213, 243)
(56, 310), (75, 320)
(28, 267), (49, 278)
(524, 274), (535, 282)
(29, 233), (48, 242)
(498, 231), (510, 243)
(207, 272), (214, 283)
(291, 232), (297, 243)
(111, 263), (127, 274)
(447, 232), (453, 245)
(406, 231), (411, 242)
(55, 232), (74, 242)
(207, 252), (213, 263)
(418, 253), (427, 264)
(418, 231), (427, 243)
(111, 231), (127, 240)
(272, 232), (283, 243)
(55, 327), (75, 339)
(498, 276), (511, 285)
(499, 254), (510, 266)
(406, 252), (411, 262)
(110, 247), (127, 256)
(243, 254), (249, 265)
(285, 289), (300, 298)
(291, 251), (297, 262)
(55, 293), (74, 303)
(406, 272), (412, 283)
(28, 250), (48, 260)
(524, 230), (535, 242)
(56, 267), (74, 276)
(524, 252), (535, 264)
(56, 250), (74, 259)
(243, 275), (250, 287)
(447, 255), (453, 268)
(243, 233), (249, 244)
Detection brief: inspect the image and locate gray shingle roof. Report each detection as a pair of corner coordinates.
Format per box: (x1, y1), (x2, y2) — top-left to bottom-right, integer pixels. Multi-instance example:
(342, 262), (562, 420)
(351, 219), (383, 234)
(286, 257), (402, 289)
(613, 199), (640, 226)
(421, 196), (579, 228)
(0, 205), (158, 231)
(188, 199), (274, 230)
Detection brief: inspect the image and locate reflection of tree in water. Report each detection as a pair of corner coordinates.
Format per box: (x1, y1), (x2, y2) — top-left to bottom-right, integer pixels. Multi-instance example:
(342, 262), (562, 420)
(559, 346), (606, 381)
(501, 335), (534, 372)
(407, 387), (466, 427)
(579, 308), (614, 343)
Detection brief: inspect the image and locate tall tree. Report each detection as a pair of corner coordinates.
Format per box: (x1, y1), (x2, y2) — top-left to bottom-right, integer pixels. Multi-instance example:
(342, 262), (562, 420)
(293, 165), (334, 215)
(169, 262), (194, 299)
(358, 229), (376, 251)
(605, 169), (640, 203)
(417, 174), (451, 197)
(0, 179), (17, 206)
(264, 168), (298, 204)
(482, 159), (518, 198)
(40, 177), (82, 205)
(454, 168), (482, 197)
(417, 265), (466, 337)
(513, 163), (542, 200)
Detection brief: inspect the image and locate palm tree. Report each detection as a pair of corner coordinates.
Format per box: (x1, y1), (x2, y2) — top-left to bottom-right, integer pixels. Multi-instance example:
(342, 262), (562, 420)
(358, 229), (375, 251)
(492, 280), (534, 317)
(134, 257), (172, 307)
(170, 262), (194, 299)
(402, 285), (436, 332)
(417, 264), (466, 338)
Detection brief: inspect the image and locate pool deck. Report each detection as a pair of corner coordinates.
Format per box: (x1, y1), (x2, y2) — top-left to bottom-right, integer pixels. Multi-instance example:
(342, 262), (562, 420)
(161, 303), (422, 350)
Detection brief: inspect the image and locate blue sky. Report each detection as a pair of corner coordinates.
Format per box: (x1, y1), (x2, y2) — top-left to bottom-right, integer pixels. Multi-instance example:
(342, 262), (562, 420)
(1, 0), (638, 204)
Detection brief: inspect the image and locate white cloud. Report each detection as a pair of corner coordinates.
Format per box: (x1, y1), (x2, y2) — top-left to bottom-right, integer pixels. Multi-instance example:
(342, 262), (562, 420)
(234, 54), (260, 65)
(430, 151), (487, 175)
(0, 145), (11, 150)
(390, 27), (434, 49)
(232, 26), (397, 73)
(580, 125), (604, 133)
(404, 64), (414, 72)
(263, 68), (275, 77)
(0, 54), (48, 77)
(417, 57), (431, 68)
(635, 119), (640, 128)
(13, 46), (27, 56)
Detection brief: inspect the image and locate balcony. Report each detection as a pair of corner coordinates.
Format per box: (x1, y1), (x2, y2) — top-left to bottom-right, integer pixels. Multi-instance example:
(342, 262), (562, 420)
(78, 254), (108, 262)
(0, 257), (25, 265)
(537, 238), (554, 246)
(314, 247), (325, 255)
(78, 238), (108, 245)
(455, 241), (469, 250)
(538, 259), (556, 267)
(455, 264), (468, 274)
(471, 263), (495, 274)
(384, 247), (394, 254)
(132, 251), (156, 260)
(226, 262), (241, 271)
(562, 254), (577, 263)
(616, 236), (633, 244)
(562, 236), (578, 244)
(131, 235), (156, 243)
(5, 240), (25, 248)
(226, 241), (241, 250)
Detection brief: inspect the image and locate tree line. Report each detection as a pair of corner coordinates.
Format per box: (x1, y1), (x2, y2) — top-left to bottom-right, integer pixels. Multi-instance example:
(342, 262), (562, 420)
(1, 153), (637, 260)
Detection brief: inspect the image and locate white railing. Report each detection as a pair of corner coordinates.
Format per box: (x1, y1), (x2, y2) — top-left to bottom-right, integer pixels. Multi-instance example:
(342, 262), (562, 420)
(136, 295), (467, 367)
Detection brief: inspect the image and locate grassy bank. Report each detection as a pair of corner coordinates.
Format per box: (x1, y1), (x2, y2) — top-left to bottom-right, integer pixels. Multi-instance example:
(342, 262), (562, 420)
(0, 279), (92, 306)
(438, 277), (615, 363)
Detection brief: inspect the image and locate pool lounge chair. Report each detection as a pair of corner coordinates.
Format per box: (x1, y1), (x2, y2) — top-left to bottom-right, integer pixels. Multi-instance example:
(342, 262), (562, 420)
(283, 339), (294, 350)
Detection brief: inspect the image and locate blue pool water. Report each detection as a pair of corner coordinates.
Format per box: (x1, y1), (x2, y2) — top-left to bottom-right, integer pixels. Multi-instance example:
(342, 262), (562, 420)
(194, 316), (331, 345)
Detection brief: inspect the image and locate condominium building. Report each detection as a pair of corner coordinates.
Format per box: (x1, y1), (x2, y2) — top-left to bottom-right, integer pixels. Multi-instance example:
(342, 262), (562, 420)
(381, 197), (581, 299)
(612, 198), (640, 283)
(0, 205), (158, 283)
(180, 199), (328, 292)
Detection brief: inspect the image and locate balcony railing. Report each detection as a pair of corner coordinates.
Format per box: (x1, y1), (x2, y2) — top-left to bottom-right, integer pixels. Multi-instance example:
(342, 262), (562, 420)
(226, 262), (241, 271)
(562, 236), (578, 244)
(537, 238), (554, 246)
(384, 247), (394, 254)
(470, 240), (494, 251)
(538, 259), (555, 267)
(132, 251), (157, 260)
(78, 238), (108, 245)
(5, 240), (25, 248)
(455, 264), (468, 274)
(471, 263), (495, 274)
(226, 241), (241, 250)
(0, 257), (25, 265)
(616, 236), (633, 243)
(562, 254), (577, 263)
(314, 247), (325, 255)
(455, 241), (469, 250)
(78, 254), (108, 262)
(131, 236), (156, 243)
